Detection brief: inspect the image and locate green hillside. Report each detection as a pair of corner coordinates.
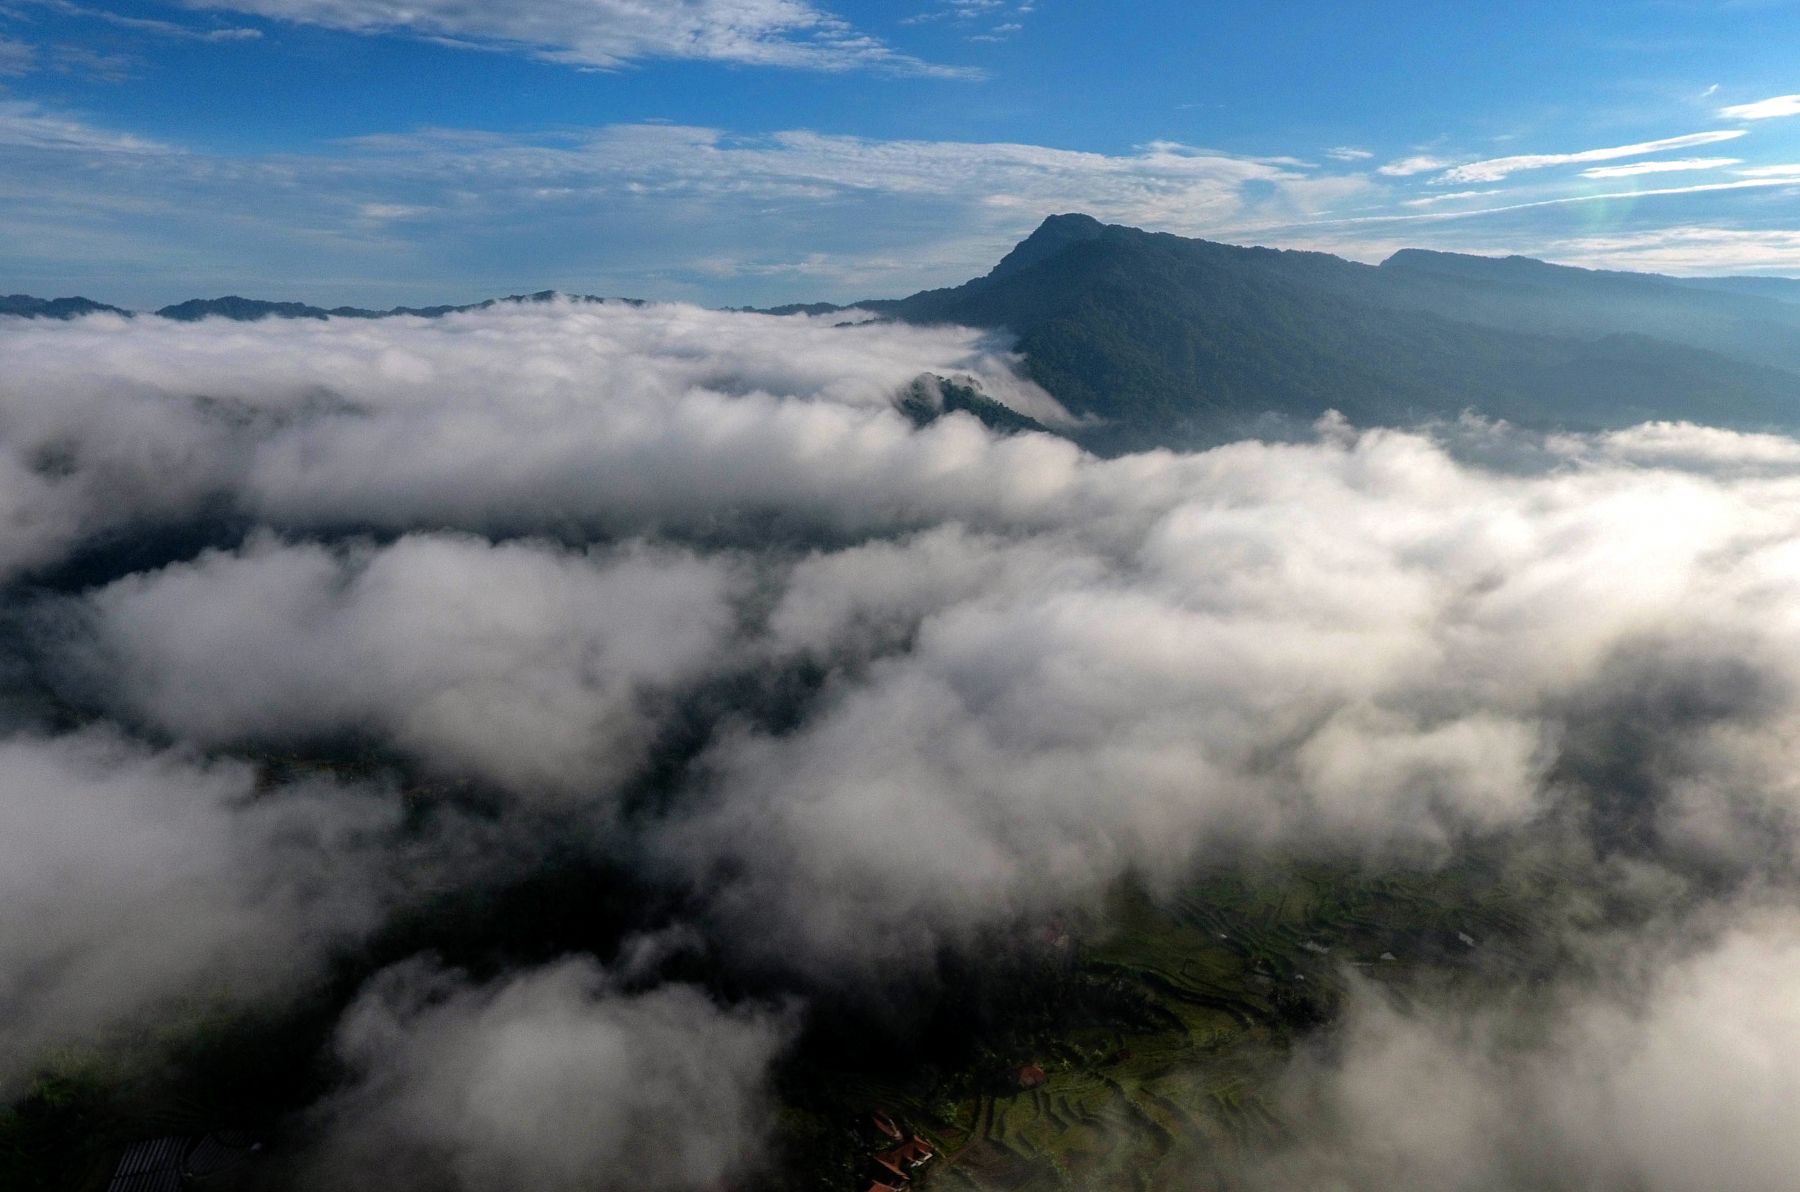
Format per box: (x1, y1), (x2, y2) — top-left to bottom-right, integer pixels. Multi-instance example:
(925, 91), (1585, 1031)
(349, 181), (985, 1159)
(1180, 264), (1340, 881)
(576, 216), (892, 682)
(864, 215), (1800, 450)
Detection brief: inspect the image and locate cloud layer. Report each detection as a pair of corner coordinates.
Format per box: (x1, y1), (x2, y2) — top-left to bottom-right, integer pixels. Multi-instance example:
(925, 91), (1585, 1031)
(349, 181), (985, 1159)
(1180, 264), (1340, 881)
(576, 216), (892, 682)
(11, 306), (1800, 1184)
(179, 0), (959, 74)
(661, 419), (1800, 972)
(54, 534), (744, 801)
(0, 730), (401, 1090)
(1258, 910), (1800, 1192)
(0, 108), (1337, 304)
(308, 957), (789, 1192)
(0, 300), (1069, 577)
(4, 88), (1797, 306)
(1437, 130), (1748, 185)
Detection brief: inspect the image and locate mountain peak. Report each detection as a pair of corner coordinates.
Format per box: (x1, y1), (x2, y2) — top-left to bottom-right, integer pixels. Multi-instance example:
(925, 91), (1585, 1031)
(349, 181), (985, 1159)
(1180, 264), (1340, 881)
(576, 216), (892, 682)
(987, 213), (1109, 280)
(2, 293), (133, 320)
(1382, 248), (1555, 274)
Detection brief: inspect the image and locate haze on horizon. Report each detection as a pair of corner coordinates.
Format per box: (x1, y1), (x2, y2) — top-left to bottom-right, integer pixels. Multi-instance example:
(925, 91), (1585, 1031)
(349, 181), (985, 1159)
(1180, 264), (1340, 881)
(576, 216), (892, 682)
(0, 1), (1798, 307)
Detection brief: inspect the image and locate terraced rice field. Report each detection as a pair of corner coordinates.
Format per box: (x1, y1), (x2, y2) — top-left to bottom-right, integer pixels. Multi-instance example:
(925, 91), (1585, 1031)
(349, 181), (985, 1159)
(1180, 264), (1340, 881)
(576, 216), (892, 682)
(821, 856), (1556, 1190)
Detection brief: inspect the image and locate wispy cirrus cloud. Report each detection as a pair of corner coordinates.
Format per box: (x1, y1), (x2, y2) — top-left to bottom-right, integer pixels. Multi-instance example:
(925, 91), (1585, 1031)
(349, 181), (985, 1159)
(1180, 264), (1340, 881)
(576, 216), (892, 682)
(904, 0), (1035, 41)
(0, 109), (1328, 304)
(1, 94), (1792, 306)
(1545, 226), (1800, 274)
(1400, 188), (1503, 207)
(0, 100), (169, 151)
(1377, 153), (1453, 177)
(28, 0), (262, 42)
(1580, 156), (1741, 179)
(0, 35), (34, 75)
(0, 2), (262, 83)
(1719, 93), (1800, 121)
(1291, 178), (1800, 233)
(967, 21), (1021, 43)
(1438, 130), (1748, 184)
(176, 0), (972, 76)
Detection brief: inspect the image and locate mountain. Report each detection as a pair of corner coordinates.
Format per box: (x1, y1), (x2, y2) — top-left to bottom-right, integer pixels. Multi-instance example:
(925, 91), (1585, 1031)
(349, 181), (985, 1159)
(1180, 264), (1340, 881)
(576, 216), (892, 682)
(13, 229), (1800, 449)
(1677, 275), (1800, 306)
(153, 290), (633, 321)
(897, 373), (1050, 436)
(855, 216), (1800, 450)
(155, 296), (350, 321)
(2, 292), (592, 322)
(1372, 249), (1800, 375)
(0, 294), (132, 319)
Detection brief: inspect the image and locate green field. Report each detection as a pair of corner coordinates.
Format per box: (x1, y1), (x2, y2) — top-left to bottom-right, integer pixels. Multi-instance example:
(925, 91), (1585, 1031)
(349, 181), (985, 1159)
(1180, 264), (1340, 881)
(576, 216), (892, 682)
(1, 825), (1574, 1192)
(779, 853), (1561, 1191)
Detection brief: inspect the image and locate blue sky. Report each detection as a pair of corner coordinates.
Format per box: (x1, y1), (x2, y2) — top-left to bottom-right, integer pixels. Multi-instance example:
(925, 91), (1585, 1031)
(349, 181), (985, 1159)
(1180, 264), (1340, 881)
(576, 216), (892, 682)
(2, 0), (1799, 306)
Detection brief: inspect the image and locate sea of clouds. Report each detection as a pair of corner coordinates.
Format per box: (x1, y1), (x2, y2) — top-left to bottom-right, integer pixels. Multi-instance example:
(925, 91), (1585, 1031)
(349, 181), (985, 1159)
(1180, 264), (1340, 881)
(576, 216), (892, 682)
(5, 300), (1800, 1190)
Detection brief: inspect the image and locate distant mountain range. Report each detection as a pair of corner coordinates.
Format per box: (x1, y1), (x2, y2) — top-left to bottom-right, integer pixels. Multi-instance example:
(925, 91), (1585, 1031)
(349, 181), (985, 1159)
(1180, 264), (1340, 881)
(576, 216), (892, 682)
(1, 289), (633, 324)
(10, 215), (1800, 449)
(850, 214), (1800, 448)
(1, 294), (134, 319)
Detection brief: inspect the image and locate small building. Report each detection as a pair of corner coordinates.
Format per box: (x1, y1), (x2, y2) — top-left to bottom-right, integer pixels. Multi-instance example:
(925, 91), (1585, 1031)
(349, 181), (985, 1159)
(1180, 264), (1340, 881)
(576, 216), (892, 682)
(902, 1136), (936, 1166)
(871, 1109), (903, 1140)
(107, 1139), (187, 1192)
(108, 1133), (259, 1192)
(875, 1136), (936, 1176)
(871, 1152), (908, 1181)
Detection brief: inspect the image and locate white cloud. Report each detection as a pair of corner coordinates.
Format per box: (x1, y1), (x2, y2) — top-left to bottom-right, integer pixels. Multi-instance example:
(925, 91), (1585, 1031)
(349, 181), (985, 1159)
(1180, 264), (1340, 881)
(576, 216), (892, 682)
(1377, 153), (1453, 177)
(19, 103), (1781, 310)
(909, 0), (1032, 33)
(33, 0), (262, 42)
(1719, 93), (1800, 121)
(29, 317), (1800, 972)
(1580, 156), (1740, 179)
(1401, 187), (1504, 207)
(0, 729), (405, 1089)
(1257, 912), (1800, 1192)
(178, 0), (969, 75)
(0, 100), (170, 152)
(40, 305), (1800, 983)
(59, 534), (746, 803)
(19, 305), (1800, 1170)
(308, 957), (789, 1192)
(662, 419), (1800, 970)
(358, 201), (429, 221)
(1292, 178), (1800, 236)
(968, 21), (1022, 42)
(0, 111), (1324, 304)
(1544, 226), (1800, 274)
(0, 35), (35, 75)
(1439, 130), (1748, 184)
(0, 300), (1078, 577)
(1325, 146), (1374, 162)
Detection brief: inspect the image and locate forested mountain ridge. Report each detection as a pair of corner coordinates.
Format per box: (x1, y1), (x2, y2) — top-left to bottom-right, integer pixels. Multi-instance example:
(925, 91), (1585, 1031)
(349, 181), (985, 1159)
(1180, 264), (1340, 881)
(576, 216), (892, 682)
(0, 290), (630, 322)
(10, 217), (1799, 451)
(0, 294), (132, 319)
(856, 214), (1800, 450)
